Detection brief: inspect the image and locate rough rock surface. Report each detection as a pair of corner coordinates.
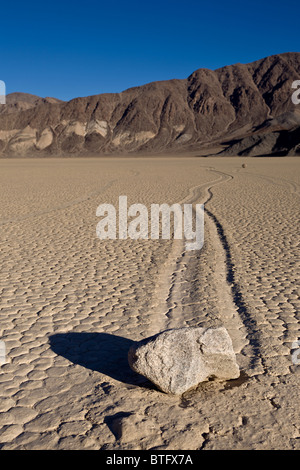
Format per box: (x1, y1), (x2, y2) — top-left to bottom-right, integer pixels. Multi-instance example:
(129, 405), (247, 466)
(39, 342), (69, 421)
(128, 327), (240, 395)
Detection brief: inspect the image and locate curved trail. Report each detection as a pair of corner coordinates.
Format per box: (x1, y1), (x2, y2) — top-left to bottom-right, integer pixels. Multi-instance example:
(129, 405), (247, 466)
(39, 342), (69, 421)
(236, 170), (300, 196)
(147, 167), (252, 370)
(148, 170), (225, 334)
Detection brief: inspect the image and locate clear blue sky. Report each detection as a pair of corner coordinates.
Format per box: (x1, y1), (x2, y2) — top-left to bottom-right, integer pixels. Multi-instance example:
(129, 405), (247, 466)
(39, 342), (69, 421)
(1, 0), (299, 101)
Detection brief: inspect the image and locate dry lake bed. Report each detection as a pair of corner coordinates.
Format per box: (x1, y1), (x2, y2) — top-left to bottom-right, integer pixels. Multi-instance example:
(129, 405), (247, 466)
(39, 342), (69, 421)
(0, 156), (299, 449)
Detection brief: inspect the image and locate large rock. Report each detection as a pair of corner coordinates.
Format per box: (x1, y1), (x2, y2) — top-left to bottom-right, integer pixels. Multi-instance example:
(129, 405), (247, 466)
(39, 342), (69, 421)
(128, 327), (240, 395)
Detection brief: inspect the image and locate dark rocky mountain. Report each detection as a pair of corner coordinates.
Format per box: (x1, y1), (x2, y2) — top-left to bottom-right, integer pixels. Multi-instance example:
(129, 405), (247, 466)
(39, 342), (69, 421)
(0, 93), (63, 114)
(0, 52), (299, 157)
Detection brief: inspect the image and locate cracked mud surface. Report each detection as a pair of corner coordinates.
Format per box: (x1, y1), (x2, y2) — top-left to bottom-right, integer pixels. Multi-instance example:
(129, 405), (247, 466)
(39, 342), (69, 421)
(0, 157), (299, 449)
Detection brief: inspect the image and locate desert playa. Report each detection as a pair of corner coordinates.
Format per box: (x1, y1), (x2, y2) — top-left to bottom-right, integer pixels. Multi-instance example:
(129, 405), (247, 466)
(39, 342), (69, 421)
(0, 156), (299, 449)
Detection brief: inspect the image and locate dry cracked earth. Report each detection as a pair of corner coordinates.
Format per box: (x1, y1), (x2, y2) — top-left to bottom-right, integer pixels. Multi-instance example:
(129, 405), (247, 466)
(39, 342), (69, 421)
(0, 156), (299, 450)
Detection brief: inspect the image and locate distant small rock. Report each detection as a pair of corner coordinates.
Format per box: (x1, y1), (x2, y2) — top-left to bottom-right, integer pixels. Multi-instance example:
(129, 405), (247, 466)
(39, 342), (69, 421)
(128, 327), (240, 395)
(242, 163), (247, 168)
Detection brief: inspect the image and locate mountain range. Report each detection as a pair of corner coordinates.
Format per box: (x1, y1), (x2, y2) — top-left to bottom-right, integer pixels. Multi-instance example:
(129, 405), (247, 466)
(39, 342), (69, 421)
(0, 52), (299, 157)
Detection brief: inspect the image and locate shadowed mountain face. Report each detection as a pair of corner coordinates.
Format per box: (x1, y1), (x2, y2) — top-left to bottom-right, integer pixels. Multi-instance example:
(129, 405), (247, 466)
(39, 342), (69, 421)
(0, 53), (299, 157)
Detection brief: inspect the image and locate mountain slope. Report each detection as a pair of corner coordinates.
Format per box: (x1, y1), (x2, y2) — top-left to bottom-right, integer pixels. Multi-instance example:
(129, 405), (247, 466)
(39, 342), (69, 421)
(0, 52), (299, 156)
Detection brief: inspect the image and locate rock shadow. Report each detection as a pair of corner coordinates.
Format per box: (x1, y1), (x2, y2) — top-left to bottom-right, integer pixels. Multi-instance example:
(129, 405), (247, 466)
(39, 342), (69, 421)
(49, 332), (150, 387)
